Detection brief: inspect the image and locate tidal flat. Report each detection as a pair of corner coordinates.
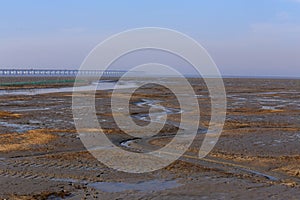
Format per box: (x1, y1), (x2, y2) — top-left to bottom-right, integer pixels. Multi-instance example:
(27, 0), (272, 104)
(0, 77), (299, 199)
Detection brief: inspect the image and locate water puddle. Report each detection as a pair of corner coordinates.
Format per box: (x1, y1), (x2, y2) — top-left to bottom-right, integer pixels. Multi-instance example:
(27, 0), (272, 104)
(120, 138), (139, 149)
(261, 106), (279, 111)
(51, 178), (86, 184)
(51, 177), (182, 193)
(0, 121), (36, 133)
(88, 179), (182, 193)
(28, 120), (43, 124)
(120, 140), (133, 148)
(244, 169), (278, 181)
(257, 98), (288, 103)
(133, 99), (182, 126)
(9, 107), (51, 112)
(258, 91), (299, 95)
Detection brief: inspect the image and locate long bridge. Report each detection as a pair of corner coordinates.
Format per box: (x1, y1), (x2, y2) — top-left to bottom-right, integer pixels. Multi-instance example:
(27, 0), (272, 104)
(0, 69), (128, 77)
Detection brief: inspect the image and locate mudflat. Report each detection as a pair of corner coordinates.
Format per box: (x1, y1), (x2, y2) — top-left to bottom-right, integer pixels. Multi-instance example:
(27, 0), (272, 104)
(0, 77), (299, 199)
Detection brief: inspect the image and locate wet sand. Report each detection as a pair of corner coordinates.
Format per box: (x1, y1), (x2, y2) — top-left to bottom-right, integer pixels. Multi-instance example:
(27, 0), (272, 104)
(0, 77), (299, 199)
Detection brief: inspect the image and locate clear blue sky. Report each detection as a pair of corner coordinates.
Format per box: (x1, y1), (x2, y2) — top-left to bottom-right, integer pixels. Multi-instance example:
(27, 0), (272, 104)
(1, 0), (300, 76)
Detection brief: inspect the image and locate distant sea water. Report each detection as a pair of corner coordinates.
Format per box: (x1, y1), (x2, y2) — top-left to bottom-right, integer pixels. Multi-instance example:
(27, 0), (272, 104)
(185, 74), (300, 79)
(0, 80), (137, 96)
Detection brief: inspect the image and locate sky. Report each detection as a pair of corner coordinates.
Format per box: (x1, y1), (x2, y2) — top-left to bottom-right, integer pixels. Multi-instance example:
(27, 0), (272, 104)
(0, 0), (300, 77)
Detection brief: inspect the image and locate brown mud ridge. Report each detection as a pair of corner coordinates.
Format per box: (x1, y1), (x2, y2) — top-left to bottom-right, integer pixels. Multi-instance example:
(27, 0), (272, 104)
(0, 77), (299, 199)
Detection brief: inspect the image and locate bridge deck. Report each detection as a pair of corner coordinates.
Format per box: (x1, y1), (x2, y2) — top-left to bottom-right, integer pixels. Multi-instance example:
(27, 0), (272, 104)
(0, 69), (127, 77)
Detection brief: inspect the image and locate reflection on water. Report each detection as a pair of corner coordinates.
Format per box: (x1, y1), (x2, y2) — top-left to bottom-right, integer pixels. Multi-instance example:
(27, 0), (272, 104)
(133, 98), (182, 126)
(0, 81), (137, 96)
(0, 121), (36, 133)
(88, 179), (182, 193)
(51, 177), (182, 193)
